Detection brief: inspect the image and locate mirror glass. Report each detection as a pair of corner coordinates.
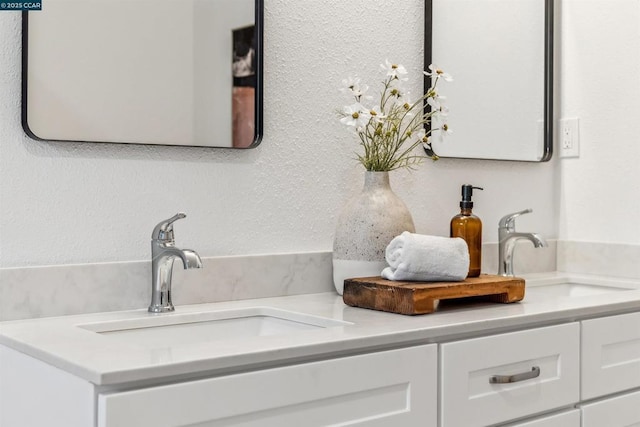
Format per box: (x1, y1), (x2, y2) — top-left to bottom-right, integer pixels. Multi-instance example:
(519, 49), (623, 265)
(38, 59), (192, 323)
(426, 0), (553, 161)
(22, 0), (263, 148)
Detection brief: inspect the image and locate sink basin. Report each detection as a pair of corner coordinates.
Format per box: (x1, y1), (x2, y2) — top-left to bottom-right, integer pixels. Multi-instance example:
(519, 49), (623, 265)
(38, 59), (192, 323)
(527, 282), (633, 298)
(525, 276), (638, 300)
(78, 307), (351, 347)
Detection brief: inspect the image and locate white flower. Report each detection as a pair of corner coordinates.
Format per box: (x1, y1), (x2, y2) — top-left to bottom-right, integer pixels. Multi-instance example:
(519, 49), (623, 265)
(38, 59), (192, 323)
(381, 59), (408, 81)
(427, 94), (449, 117)
(387, 84), (406, 100)
(368, 105), (386, 123)
(405, 127), (427, 142)
(341, 76), (360, 90)
(418, 129), (438, 159)
(427, 93), (444, 109)
(424, 64), (453, 82)
(340, 103), (371, 129)
(396, 92), (414, 111)
(416, 128), (429, 143)
(394, 93), (416, 120)
(434, 105), (450, 119)
(341, 77), (370, 99)
(438, 123), (453, 140)
(435, 104), (450, 118)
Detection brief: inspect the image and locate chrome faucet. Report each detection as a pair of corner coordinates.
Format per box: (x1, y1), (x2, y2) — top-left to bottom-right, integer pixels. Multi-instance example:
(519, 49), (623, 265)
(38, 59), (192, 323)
(498, 209), (547, 276)
(149, 212), (203, 313)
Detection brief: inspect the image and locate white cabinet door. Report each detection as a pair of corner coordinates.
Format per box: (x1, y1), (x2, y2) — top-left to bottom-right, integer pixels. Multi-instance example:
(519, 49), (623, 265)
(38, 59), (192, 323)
(0, 345), (95, 427)
(98, 345), (437, 427)
(503, 410), (580, 427)
(581, 389), (640, 426)
(582, 312), (640, 400)
(440, 323), (580, 427)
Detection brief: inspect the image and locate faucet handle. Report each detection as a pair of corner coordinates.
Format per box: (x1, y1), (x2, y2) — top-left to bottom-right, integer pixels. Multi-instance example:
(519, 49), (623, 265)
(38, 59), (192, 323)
(152, 212), (186, 241)
(499, 208), (533, 230)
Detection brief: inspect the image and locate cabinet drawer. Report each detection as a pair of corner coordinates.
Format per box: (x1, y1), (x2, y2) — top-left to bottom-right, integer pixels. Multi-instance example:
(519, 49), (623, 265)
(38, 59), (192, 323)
(440, 323), (580, 427)
(503, 409), (580, 427)
(581, 389), (640, 426)
(98, 345), (437, 427)
(582, 312), (640, 399)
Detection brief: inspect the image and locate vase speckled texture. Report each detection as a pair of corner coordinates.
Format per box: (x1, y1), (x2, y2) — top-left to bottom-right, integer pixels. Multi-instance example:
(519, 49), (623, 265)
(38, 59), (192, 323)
(332, 171), (415, 294)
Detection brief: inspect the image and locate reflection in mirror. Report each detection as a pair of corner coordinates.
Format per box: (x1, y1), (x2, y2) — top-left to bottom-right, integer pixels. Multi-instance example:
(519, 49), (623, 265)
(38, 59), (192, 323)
(425, 0), (553, 161)
(22, 0), (263, 148)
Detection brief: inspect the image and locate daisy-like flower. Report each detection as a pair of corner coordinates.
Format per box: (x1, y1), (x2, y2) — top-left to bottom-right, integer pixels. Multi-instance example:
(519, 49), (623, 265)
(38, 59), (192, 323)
(388, 86), (404, 99)
(438, 123), (453, 140)
(427, 94), (449, 117)
(340, 103), (371, 130)
(368, 105), (386, 123)
(426, 93), (445, 109)
(340, 77), (370, 100)
(435, 104), (450, 118)
(424, 64), (453, 82)
(396, 92), (414, 112)
(415, 128), (429, 143)
(416, 129), (438, 160)
(380, 59), (408, 81)
(340, 76), (360, 91)
(417, 129), (438, 160)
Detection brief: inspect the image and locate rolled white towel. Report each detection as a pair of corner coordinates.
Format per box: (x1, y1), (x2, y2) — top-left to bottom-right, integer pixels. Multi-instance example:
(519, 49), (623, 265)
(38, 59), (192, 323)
(381, 231), (470, 282)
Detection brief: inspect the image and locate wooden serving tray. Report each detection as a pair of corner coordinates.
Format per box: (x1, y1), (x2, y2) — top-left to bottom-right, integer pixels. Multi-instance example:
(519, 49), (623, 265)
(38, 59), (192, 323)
(343, 274), (525, 315)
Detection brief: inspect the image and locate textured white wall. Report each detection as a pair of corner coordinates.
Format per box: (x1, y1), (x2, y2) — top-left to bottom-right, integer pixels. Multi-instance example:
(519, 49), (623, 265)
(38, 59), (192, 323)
(558, 0), (640, 244)
(0, 0), (558, 269)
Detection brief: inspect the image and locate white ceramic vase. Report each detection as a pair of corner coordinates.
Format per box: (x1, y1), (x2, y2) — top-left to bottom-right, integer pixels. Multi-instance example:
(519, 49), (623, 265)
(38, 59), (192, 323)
(332, 171), (416, 294)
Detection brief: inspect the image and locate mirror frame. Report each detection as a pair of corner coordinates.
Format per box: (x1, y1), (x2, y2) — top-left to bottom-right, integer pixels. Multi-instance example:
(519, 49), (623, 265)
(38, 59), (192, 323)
(21, 0), (264, 149)
(424, 0), (554, 162)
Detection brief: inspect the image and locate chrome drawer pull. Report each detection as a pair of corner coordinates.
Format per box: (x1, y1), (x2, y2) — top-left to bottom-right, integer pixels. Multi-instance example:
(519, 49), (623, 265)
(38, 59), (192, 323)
(489, 366), (541, 384)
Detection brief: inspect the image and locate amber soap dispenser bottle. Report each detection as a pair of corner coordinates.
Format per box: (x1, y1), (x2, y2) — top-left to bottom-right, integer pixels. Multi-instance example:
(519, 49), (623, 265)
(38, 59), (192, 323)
(450, 184), (483, 277)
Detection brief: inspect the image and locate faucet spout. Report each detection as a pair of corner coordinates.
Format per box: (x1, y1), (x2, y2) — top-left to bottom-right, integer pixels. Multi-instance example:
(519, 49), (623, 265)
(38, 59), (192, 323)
(165, 247), (203, 270)
(507, 232), (547, 248)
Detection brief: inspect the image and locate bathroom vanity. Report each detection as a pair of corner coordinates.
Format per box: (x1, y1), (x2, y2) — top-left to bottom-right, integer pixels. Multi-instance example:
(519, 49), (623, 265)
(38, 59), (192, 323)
(2, 273), (640, 427)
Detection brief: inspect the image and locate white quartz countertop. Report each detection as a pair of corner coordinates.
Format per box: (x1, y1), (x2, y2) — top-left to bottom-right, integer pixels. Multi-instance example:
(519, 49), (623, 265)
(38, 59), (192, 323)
(2, 272), (640, 386)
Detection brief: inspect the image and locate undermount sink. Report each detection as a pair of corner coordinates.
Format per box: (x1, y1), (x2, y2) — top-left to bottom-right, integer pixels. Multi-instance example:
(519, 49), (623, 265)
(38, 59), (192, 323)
(78, 307), (352, 347)
(527, 282), (632, 297)
(525, 277), (638, 299)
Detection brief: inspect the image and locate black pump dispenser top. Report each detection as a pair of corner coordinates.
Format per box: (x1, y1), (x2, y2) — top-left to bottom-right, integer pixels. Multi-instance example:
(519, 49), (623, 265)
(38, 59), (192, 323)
(460, 184), (483, 209)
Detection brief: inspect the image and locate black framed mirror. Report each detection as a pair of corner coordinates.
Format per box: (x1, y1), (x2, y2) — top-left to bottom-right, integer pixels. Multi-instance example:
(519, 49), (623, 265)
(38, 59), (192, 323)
(425, 0), (553, 161)
(22, 0), (263, 148)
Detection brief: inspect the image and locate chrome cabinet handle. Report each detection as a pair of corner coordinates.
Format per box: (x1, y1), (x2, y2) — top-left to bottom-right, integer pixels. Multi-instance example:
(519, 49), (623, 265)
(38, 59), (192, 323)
(489, 366), (541, 384)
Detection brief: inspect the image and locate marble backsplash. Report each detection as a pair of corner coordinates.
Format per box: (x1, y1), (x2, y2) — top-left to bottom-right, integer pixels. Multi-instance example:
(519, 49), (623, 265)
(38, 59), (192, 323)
(0, 252), (334, 321)
(557, 241), (640, 279)
(4, 239), (638, 322)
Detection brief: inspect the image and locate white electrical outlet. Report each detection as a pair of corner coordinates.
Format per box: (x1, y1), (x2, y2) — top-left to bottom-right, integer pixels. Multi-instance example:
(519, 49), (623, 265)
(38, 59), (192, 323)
(559, 118), (580, 158)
